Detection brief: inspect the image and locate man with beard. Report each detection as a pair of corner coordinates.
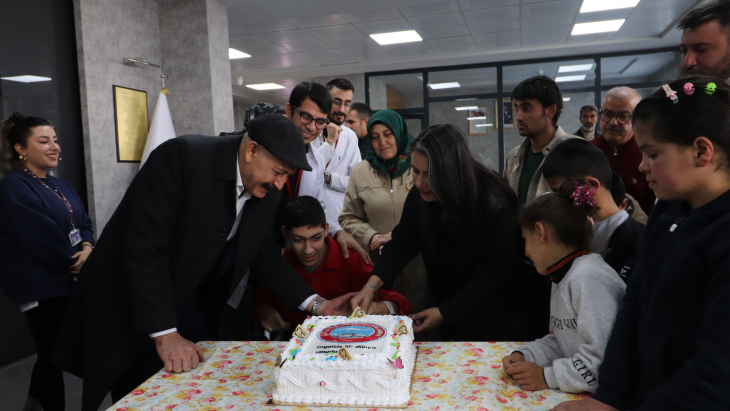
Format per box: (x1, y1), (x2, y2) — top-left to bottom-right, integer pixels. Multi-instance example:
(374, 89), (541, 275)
(679, 0), (730, 80)
(574, 104), (600, 141)
(345, 102), (373, 159)
(52, 114), (356, 411)
(591, 87), (655, 214)
(311, 78), (362, 230)
(504, 75), (577, 204)
(279, 82), (370, 264)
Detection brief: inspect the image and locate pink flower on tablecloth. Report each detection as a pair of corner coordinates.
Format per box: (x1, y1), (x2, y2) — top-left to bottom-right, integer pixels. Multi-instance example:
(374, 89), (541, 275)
(222, 350), (230, 353)
(255, 377), (263, 382)
(188, 389), (202, 396)
(221, 360), (232, 365)
(463, 343), (473, 347)
(425, 394), (438, 399)
(220, 355), (229, 359)
(165, 405), (178, 409)
(187, 383), (197, 387)
(161, 374), (173, 378)
(192, 375), (201, 380)
(152, 385), (160, 390)
(433, 374), (439, 377)
(465, 369), (474, 374)
(408, 401), (414, 406)
(117, 408), (129, 411)
(261, 348), (274, 353)
(416, 378), (431, 382)
(246, 352), (254, 355)
(464, 396), (477, 402)
(368, 408), (379, 411)
(421, 350), (433, 355)
(499, 376), (509, 385)
(426, 362), (437, 366)
(478, 407), (489, 411)
(235, 376), (250, 381)
(218, 379), (227, 383)
(490, 364), (501, 369)
(130, 390), (145, 396)
(513, 392), (528, 398)
(474, 376), (489, 384)
(204, 397), (216, 403)
(259, 360), (270, 364)
(496, 394), (508, 403)
(434, 346), (441, 349)
(232, 391), (243, 395)
(204, 372), (214, 375)
(232, 346), (241, 350)
(255, 371), (263, 375)
(470, 348), (484, 355)
(225, 405), (234, 410)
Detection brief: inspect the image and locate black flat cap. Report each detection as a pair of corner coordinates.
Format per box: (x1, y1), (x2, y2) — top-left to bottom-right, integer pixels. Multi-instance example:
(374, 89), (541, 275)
(247, 113), (312, 171)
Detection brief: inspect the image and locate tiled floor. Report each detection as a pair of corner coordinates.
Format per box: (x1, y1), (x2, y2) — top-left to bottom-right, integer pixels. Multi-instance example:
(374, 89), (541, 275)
(0, 355), (112, 411)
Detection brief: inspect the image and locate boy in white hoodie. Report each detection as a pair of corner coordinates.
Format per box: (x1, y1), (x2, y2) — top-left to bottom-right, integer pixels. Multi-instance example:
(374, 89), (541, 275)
(502, 182), (626, 393)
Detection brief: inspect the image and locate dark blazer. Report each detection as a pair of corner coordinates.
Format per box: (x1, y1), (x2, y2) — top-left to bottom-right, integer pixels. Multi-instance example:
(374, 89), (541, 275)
(371, 179), (550, 342)
(0, 169), (93, 303)
(53, 135), (315, 411)
(574, 128), (601, 140)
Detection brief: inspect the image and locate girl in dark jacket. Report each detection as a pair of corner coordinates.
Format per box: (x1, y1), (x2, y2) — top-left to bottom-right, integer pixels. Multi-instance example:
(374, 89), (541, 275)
(0, 113), (93, 411)
(349, 123), (551, 341)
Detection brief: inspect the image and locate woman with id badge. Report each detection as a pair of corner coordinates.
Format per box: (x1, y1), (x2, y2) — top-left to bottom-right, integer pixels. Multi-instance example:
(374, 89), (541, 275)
(0, 112), (93, 411)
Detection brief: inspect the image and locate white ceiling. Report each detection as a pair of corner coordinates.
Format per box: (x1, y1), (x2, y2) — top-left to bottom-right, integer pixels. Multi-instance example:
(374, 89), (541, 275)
(219, 0), (699, 105)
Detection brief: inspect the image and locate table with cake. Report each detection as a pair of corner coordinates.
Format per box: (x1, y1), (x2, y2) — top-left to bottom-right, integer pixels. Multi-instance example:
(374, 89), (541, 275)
(109, 314), (585, 410)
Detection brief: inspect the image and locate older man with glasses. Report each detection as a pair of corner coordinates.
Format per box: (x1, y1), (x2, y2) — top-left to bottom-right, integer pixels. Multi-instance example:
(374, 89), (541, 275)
(281, 81), (371, 265)
(592, 87), (655, 214)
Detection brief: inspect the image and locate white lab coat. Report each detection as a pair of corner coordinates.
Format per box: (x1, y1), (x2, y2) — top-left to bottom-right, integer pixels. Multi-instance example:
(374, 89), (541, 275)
(298, 144), (340, 236)
(312, 126), (362, 236)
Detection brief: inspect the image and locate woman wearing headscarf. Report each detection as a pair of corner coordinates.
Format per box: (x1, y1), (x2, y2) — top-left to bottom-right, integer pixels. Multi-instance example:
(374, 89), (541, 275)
(339, 110), (430, 323)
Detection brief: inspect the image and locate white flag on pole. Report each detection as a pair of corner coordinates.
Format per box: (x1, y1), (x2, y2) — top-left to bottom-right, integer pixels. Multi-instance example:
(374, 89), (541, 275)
(140, 89), (176, 169)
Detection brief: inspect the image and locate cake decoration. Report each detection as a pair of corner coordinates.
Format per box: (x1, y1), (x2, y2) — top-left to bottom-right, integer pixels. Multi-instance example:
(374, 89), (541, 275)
(396, 323), (409, 336)
(350, 306), (366, 318)
(293, 324), (309, 339)
(338, 347), (353, 361)
(387, 357), (404, 369)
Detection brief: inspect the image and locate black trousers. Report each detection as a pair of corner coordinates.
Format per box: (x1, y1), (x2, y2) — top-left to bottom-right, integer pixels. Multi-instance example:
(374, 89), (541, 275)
(25, 296), (71, 411)
(111, 237), (245, 403)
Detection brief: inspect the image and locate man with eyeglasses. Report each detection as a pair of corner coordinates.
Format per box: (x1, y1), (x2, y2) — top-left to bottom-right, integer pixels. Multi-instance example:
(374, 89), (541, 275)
(592, 87), (655, 214)
(311, 78), (362, 239)
(281, 81), (371, 265)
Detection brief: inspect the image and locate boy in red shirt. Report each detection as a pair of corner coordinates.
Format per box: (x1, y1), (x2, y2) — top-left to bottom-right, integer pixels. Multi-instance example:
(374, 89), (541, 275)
(254, 196), (411, 337)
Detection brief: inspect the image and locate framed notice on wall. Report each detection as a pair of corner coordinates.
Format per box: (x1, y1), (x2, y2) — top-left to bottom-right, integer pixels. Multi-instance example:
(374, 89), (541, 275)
(113, 85), (148, 162)
(468, 107), (489, 135)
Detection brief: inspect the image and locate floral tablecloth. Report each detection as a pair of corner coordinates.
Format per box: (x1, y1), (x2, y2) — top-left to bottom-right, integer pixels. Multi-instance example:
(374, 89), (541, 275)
(109, 341), (587, 411)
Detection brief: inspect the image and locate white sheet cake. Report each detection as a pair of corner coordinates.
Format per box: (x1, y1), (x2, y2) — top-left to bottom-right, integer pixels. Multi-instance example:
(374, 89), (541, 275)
(272, 315), (416, 407)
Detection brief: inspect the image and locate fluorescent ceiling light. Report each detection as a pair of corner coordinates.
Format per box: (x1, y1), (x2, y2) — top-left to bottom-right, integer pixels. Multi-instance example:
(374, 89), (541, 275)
(563, 97), (572, 102)
(580, 0), (640, 13)
(558, 64), (594, 73)
(556, 75), (587, 82)
(1, 75), (52, 83)
(467, 116), (487, 120)
(428, 82), (460, 89)
(572, 19), (625, 35)
(455, 106), (479, 111)
(370, 30), (422, 45)
(456, 98), (477, 101)
(246, 83), (285, 90)
(475, 124), (494, 127)
(229, 48), (251, 59)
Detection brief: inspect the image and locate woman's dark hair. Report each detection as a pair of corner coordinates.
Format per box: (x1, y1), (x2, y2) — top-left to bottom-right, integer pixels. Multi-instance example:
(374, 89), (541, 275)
(0, 112), (53, 176)
(410, 124), (518, 235)
(632, 75), (730, 171)
(519, 181), (597, 249)
(288, 82), (332, 116)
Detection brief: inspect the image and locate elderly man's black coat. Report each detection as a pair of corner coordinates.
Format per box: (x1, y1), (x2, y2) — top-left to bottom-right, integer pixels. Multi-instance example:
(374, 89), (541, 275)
(53, 135), (315, 411)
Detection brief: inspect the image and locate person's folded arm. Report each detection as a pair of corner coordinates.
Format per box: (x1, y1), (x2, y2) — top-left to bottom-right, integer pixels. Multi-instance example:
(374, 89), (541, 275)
(122, 138), (193, 335)
(329, 147), (361, 194)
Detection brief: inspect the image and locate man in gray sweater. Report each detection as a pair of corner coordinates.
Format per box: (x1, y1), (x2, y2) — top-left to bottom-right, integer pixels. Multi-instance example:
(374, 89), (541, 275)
(502, 253), (625, 393)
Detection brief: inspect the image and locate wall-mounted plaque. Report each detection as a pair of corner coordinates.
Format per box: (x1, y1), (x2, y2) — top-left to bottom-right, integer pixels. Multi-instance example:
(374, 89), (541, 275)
(113, 85), (148, 162)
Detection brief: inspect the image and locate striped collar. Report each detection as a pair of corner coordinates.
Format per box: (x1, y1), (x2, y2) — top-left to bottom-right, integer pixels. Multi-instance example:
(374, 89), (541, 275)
(547, 249), (590, 284)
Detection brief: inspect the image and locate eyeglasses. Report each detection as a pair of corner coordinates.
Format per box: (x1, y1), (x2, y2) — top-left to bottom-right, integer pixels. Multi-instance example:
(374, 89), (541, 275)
(291, 106), (329, 129)
(599, 110), (632, 125)
(332, 98), (351, 109)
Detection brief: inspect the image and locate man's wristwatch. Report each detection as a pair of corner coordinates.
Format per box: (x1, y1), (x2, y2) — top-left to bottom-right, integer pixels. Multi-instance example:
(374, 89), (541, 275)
(324, 172), (331, 186)
(311, 296), (325, 316)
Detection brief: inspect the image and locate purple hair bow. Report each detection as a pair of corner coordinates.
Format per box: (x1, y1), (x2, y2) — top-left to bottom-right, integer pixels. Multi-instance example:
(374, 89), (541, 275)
(570, 182), (597, 208)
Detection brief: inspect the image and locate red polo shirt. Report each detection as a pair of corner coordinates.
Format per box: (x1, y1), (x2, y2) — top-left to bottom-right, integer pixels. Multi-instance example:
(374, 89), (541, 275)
(253, 235), (412, 329)
(592, 135), (655, 213)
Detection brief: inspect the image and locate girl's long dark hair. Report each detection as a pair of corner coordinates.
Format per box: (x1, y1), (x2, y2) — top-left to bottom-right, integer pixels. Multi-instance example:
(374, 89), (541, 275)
(410, 123), (518, 235)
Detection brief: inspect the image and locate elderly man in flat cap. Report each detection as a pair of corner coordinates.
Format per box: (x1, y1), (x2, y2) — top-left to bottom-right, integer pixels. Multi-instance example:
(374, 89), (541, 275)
(52, 114), (355, 411)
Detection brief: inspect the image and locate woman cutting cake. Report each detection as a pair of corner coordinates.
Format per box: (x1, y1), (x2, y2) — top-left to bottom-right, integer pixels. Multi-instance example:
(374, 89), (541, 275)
(349, 123), (550, 341)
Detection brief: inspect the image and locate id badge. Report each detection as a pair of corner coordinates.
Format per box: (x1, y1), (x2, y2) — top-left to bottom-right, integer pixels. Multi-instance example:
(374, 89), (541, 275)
(69, 229), (82, 247)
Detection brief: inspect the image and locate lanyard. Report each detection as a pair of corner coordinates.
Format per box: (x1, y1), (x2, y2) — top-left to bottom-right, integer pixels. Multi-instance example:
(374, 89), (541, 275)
(286, 170), (303, 200)
(22, 166), (76, 229)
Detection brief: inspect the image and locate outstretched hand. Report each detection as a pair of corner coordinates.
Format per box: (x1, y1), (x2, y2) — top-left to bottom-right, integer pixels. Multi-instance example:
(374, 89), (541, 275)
(412, 307), (445, 333)
(153, 332), (205, 373)
(319, 292), (359, 316)
(504, 360), (548, 391)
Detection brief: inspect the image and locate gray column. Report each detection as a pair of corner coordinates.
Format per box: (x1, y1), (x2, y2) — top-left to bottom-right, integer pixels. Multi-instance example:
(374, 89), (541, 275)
(159, 0), (234, 136)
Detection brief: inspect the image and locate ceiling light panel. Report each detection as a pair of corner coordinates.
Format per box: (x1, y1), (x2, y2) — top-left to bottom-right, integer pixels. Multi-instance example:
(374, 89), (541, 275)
(580, 0), (640, 13)
(428, 82), (460, 89)
(555, 75), (587, 82)
(572, 19), (625, 35)
(558, 64), (594, 73)
(467, 116), (487, 120)
(246, 83), (285, 90)
(455, 106), (479, 111)
(1, 75), (52, 83)
(370, 30), (423, 45)
(563, 97), (572, 101)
